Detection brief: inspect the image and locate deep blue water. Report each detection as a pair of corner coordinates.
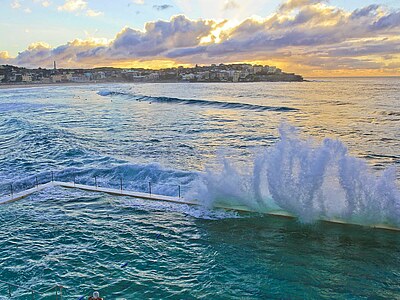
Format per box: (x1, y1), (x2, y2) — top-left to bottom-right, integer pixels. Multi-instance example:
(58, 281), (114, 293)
(0, 78), (399, 299)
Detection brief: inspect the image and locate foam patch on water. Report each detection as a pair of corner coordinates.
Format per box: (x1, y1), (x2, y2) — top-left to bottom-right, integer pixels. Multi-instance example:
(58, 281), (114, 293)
(120, 198), (240, 220)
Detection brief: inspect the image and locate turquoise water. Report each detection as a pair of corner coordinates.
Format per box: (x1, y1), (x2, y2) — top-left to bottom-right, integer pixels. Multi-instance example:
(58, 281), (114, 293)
(0, 78), (399, 298)
(1, 188), (399, 299)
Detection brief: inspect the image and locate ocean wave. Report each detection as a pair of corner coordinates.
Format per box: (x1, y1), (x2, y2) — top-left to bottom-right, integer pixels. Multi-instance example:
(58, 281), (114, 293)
(97, 89), (298, 112)
(137, 95), (298, 112)
(190, 124), (400, 228)
(97, 89), (128, 97)
(3, 124), (399, 228)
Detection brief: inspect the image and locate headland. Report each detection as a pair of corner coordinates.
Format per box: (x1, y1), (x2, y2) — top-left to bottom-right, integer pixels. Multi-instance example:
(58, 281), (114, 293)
(0, 63), (303, 87)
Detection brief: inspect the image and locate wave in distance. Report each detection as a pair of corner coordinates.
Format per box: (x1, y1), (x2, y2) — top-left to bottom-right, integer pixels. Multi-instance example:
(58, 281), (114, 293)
(97, 89), (298, 112)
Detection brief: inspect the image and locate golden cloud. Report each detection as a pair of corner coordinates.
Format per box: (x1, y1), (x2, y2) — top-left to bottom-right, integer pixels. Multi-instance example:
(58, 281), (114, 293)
(1, 0), (400, 76)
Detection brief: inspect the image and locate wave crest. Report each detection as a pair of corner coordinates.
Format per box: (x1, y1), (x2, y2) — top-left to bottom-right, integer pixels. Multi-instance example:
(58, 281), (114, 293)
(193, 124), (400, 227)
(97, 89), (298, 112)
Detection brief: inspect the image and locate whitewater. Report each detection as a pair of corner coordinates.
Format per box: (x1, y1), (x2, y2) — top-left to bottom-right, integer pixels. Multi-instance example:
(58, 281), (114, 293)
(0, 78), (399, 298)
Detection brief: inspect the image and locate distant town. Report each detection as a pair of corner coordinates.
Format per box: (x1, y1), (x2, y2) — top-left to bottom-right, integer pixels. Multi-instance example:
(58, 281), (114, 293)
(0, 62), (303, 85)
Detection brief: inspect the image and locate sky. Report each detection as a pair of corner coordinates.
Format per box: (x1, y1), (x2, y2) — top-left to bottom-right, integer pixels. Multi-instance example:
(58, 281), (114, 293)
(0, 0), (400, 76)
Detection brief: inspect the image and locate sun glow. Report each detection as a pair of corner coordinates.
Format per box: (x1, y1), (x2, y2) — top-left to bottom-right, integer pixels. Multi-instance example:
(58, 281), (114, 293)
(107, 59), (191, 70)
(200, 19), (240, 44)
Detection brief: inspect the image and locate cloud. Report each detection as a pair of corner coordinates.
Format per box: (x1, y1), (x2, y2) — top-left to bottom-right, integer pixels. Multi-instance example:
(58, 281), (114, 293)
(10, 0), (36, 13)
(33, 0), (52, 7)
(109, 15), (216, 57)
(10, 0), (21, 9)
(351, 4), (380, 19)
(223, 0), (239, 11)
(86, 9), (103, 17)
(57, 0), (87, 12)
(279, 0), (328, 12)
(41, 0), (51, 7)
(57, 0), (104, 17)
(132, 0), (144, 4)
(371, 11), (400, 30)
(2, 0), (400, 75)
(153, 4), (173, 11)
(0, 51), (10, 60)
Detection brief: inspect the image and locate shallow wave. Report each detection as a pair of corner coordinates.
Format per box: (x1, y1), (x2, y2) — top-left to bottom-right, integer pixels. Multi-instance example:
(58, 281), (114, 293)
(97, 89), (128, 97)
(97, 89), (298, 112)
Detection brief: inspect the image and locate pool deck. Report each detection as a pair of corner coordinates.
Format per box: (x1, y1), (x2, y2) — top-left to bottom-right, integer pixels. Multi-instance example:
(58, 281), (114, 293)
(1, 181), (399, 232)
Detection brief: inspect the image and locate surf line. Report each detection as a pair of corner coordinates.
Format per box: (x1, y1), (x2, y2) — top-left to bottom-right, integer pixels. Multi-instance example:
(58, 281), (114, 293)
(0, 181), (399, 232)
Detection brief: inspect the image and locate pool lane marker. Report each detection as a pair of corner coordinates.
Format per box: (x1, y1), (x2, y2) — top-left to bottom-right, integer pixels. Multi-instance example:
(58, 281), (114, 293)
(0, 180), (399, 232)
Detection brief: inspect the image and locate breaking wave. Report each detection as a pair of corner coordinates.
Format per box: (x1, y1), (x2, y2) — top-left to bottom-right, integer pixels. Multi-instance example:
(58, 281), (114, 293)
(191, 124), (400, 227)
(3, 121), (399, 228)
(97, 90), (127, 97)
(97, 89), (298, 112)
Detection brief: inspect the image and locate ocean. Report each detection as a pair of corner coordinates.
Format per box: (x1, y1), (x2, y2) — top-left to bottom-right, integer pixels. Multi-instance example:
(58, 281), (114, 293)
(0, 78), (399, 299)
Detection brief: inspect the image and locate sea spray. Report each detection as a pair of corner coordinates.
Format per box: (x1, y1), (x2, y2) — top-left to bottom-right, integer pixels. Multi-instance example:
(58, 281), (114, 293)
(194, 124), (400, 227)
(265, 125), (352, 223)
(2, 118), (398, 227)
(192, 150), (276, 212)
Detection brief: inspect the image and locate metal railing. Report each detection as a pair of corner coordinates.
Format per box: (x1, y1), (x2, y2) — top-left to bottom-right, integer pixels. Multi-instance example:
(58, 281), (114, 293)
(0, 172), (191, 299)
(2, 170), (187, 200)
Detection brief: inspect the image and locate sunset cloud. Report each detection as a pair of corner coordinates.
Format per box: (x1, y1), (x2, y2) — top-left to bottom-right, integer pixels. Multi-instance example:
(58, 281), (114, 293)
(0, 51), (11, 60)
(1, 0), (400, 75)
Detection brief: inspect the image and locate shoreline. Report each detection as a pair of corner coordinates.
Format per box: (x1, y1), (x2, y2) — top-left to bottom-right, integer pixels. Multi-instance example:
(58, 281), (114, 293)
(0, 76), (396, 91)
(0, 80), (305, 90)
(0, 81), (115, 90)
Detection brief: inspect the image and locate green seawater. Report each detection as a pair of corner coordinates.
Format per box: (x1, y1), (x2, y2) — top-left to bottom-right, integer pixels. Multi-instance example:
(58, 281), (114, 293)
(0, 187), (399, 299)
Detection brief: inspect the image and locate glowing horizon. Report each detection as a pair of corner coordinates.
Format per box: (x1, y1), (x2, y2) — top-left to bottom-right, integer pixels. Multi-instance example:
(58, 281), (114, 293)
(1, 0), (400, 76)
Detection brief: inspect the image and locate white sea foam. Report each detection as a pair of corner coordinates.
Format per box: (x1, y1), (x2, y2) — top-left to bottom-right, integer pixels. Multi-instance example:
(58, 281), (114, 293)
(191, 124), (400, 226)
(97, 89), (114, 96)
(121, 198), (240, 220)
